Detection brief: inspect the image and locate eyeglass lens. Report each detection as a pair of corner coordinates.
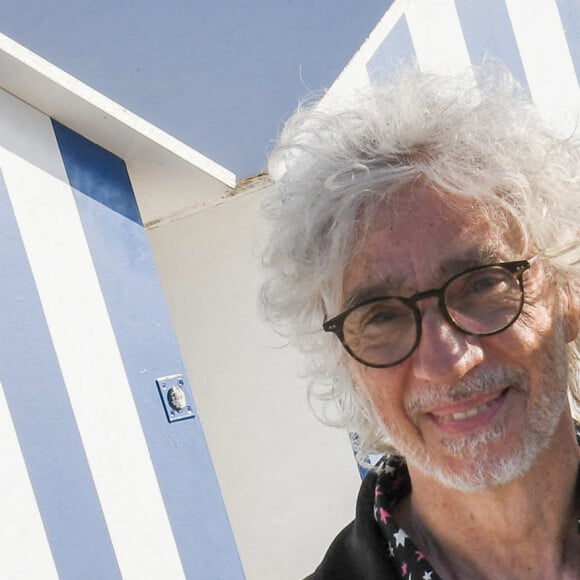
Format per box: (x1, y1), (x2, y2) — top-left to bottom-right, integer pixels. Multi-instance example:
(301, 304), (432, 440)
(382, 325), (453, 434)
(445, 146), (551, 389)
(341, 265), (524, 367)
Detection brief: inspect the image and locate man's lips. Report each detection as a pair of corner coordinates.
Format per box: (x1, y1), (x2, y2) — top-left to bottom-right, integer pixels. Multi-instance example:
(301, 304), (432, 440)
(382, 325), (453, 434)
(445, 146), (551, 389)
(428, 388), (508, 419)
(426, 388), (510, 428)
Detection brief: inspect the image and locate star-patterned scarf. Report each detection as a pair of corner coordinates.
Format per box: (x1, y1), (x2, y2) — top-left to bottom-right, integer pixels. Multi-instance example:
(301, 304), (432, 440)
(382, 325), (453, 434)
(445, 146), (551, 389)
(372, 455), (439, 580)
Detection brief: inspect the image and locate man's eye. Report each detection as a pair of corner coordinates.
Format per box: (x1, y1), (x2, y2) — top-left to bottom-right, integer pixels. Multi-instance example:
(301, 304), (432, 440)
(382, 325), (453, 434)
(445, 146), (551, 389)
(458, 271), (509, 296)
(364, 307), (405, 326)
(368, 311), (396, 324)
(469, 276), (504, 292)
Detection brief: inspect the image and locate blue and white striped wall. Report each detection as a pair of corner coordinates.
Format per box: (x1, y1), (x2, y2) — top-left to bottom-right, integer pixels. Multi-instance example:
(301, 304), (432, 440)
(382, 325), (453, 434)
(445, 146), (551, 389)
(325, 0), (579, 133)
(0, 87), (244, 579)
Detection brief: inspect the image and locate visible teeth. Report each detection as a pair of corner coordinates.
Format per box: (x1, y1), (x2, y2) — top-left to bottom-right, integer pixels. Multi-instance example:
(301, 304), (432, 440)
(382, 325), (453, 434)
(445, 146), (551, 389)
(448, 400), (492, 421)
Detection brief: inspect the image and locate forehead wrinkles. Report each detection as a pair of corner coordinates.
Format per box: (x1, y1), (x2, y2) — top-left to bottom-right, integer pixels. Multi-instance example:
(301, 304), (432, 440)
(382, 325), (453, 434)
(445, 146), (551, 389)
(342, 194), (525, 305)
(347, 248), (502, 302)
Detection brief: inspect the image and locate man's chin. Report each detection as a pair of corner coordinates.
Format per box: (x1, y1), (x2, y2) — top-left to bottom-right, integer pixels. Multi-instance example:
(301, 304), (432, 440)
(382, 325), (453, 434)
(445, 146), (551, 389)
(411, 431), (550, 492)
(408, 451), (525, 492)
(403, 428), (535, 491)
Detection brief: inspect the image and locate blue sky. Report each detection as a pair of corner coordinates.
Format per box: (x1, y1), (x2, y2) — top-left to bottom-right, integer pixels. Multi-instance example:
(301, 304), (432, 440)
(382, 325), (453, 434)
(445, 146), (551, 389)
(1, 1), (388, 179)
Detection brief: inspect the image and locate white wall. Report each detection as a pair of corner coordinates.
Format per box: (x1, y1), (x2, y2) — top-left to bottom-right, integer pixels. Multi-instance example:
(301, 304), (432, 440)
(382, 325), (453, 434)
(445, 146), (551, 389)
(146, 184), (361, 580)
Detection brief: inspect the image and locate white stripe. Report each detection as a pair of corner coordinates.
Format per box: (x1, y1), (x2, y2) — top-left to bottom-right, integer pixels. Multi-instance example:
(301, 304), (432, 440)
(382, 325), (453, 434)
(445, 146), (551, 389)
(0, 382), (59, 579)
(405, 0), (474, 76)
(505, 0), (580, 133)
(0, 93), (185, 580)
(321, 0), (409, 111)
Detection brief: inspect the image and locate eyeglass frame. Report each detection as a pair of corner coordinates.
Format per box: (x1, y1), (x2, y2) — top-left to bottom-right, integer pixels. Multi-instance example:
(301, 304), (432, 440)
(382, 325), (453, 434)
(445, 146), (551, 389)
(322, 253), (542, 368)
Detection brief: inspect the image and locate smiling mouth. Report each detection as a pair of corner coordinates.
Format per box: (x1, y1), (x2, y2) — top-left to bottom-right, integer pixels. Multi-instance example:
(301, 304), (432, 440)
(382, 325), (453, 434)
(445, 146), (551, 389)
(444, 399), (496, 421)
(435, 388), (510, 423)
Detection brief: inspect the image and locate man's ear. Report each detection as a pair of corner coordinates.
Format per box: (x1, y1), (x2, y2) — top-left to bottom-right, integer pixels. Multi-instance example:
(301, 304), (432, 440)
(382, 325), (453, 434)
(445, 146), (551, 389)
(562, 280), (580, 342)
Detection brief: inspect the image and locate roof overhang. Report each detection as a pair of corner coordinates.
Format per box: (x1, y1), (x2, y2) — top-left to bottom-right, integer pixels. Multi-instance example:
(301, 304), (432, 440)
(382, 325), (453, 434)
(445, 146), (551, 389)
(0, 33), (236, 224)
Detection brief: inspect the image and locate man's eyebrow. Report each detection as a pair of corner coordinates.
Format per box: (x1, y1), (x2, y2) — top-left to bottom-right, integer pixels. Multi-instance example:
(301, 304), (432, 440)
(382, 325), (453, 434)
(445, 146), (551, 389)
(435, 249), (501, 278)
(344, 248), (502, 309)
(345, 279), (399, 309)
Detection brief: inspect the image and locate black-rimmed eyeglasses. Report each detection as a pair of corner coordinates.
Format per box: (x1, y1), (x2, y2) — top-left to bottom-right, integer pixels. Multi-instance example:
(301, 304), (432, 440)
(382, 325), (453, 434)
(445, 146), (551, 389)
(323, 255), (541, 368)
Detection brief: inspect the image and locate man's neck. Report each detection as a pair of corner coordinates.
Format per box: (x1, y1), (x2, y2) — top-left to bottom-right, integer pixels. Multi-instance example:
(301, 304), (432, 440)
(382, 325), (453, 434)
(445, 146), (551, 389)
(398, 414), (580, 578)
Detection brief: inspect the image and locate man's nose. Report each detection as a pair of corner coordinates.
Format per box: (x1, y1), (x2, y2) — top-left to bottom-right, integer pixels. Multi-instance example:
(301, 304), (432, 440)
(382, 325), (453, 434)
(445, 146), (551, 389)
(412, 301), (484, 384)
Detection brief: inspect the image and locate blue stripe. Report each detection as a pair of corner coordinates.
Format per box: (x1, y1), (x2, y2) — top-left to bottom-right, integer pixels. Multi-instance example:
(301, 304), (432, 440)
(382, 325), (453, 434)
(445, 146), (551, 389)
(367, 14), (416, 85)
(0, 169), (121, 580)
(53, 123), (245, 579)
(51, 120), (142, 225)
(556, 0), (580, 82)
(455, 0), (530, 93)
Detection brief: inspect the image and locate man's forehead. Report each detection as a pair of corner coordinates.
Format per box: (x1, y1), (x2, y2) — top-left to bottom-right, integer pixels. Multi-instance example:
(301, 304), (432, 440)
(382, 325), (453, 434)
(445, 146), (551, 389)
(363, 191), (492, 228)
(342, 187), (524, 301)
(343, 242), (513, 308)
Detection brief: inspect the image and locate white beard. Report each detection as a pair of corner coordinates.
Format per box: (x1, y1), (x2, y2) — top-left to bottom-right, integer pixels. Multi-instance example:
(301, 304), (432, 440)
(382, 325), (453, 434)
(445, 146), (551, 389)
(375, 360), (569, 492)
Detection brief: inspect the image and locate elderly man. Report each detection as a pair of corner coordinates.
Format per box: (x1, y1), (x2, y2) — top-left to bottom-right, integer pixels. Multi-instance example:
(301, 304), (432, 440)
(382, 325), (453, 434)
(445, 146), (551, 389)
(262, 65), (580, 578)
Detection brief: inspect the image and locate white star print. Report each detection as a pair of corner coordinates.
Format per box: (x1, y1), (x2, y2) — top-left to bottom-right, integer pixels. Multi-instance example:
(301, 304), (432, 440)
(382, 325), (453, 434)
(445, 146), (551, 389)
(393, 528), (408, 547)
(423, 572), (433, 580)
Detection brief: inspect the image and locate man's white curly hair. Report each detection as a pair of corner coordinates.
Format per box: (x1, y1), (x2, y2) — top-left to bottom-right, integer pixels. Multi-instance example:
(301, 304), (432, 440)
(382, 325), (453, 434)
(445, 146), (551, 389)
(261, 63), (580, 462)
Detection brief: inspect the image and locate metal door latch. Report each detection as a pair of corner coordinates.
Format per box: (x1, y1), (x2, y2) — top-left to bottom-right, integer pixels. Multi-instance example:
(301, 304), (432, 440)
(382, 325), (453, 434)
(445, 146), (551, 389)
(156, 374), (196, 423)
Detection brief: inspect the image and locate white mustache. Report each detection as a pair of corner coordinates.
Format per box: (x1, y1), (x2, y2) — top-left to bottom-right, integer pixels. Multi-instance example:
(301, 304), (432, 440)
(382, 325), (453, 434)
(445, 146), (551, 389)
(405, 366), (528, 416)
